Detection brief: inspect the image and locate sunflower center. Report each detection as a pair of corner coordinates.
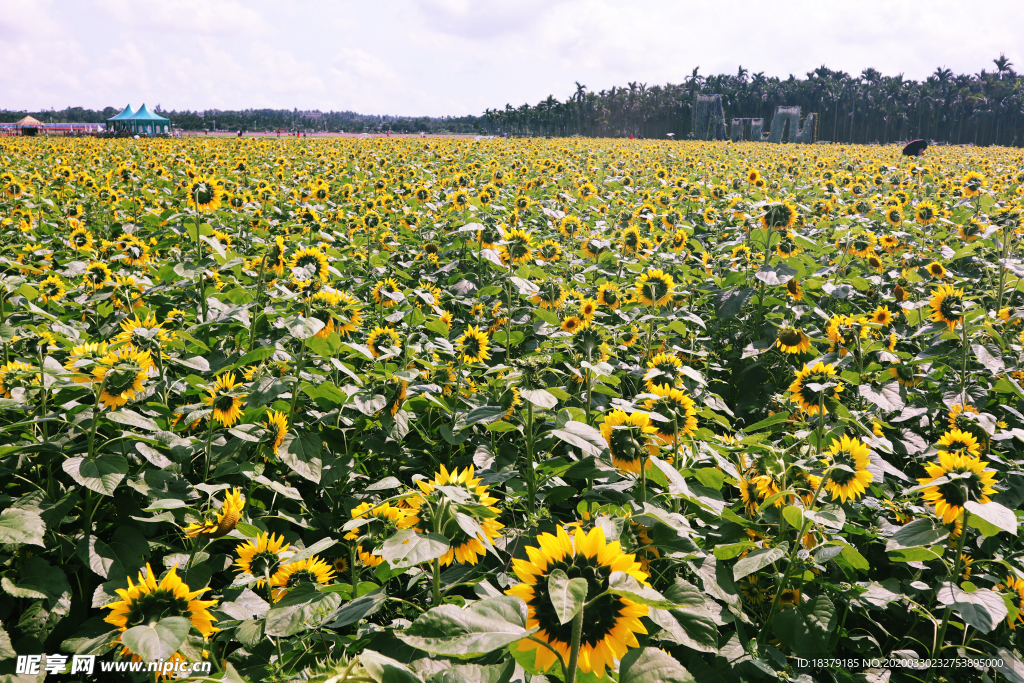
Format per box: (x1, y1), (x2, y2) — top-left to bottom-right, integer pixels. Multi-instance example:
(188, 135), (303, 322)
(286, 569), (319, 588)
(531, 556), (627, 647)
(214, 395), (237, 412)
(126, 590), (189, 628)
(939, 295), (963, 320)
(779, 330), (803, 346)
(105, 366), (140, 394)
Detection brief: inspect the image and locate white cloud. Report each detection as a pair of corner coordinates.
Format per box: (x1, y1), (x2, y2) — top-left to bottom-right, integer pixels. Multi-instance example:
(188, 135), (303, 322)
(0, 0), (1021, 117)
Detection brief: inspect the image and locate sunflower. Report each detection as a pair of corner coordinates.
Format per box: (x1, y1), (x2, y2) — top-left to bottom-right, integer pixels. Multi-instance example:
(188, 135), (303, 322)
(596, 283), (622, 310)
(94, 346), (154, 409)
(500, 228), (534, 264)
(184, 488), (245, 539)
(634, 268), (675, 307)
(848, 233), (877, 258)
(821, 435), (873, 503)
(996, 575), (1024, 629)
(620, 325), (640, 347)
(234, 533), (291, 587)
(643, 352), (683, 391)
(600, 410), (658, 474)
(786, 278), (803, 301)
(269, 557), (336, 602)
(885, 207), (902, 227)
(64, 342), (109, 383)
(917, 451), (997, 524)
(926, 261), (946, 279)
(506, 525), (648, 678)
(915, 200), (938, 225)
(561, 316), (585, 334)
(289, 247), (330, 281)
(187, 177), (224, 213)
(870, 305), (893, 326)
(788, 362), (843, 416)
(936, 428), (981, 457)
(762, 201), (797, 230)
(204, 372), (247, 427)
(104, 564), (218, 657)
(115, 314), (171, 352)
(929, 283), (965, 331)
(0, 361), (37, 400)
(399, 465), (504, 566)
(83, 261), (114, 289)
(776, 328), (811, 355)
(889, 364), (918, 387)
(264, 410), (289, 452)
(961, 171), (985, 197)
(620, 226), (642, 256)
(366, 326), (401, 358)
(644, 384), (698, 442)
(39, 274), (66, 304)
(371, 277), (402, 308)
(537, 239), (562, 262)
(558, 215), (584, 239)
(457, 325), (490, 363)
(69, 227), (94, 252)
(740, 574), (770, 606)
(343, 502), (409, 567)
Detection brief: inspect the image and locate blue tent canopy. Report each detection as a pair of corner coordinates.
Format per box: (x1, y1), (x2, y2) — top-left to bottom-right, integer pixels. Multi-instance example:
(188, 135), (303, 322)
(106, 104), (135, 123)
(106, 104), (170, 134)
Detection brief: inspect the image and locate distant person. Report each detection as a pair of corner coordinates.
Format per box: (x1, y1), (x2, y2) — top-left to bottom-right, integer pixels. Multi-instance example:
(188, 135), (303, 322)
(237, 130), (242, 137)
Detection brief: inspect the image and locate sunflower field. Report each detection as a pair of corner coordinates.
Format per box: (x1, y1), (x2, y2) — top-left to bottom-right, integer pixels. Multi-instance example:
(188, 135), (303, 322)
(0, 137), (1023, 683)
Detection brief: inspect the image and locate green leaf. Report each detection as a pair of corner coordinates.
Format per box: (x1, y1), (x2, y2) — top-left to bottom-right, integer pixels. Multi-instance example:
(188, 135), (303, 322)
(326, 588), (387, 628)
(454, 406), (506, 431)
(121, 616), (190, 663)
(782, 506), (803, 529)
(287, 315), (326, 340)
(277, 432), (323, 483)
(1, 557), (70, 607)
(732, 543), (788, 581)
(0, 508), (45, 546)
(107, 409), (159, 431)
(397, 596), (536, 659)
(547, 568), (588, 625)
(264, 585), (344, 636)
(606, 571), (677, 608)
(743, 412), (791, 432)
(619, 647), (695, 683)
(380, 530), (450, 570)
(965, 500), (1018, 536)
(888, 547), (943, 563)
(286, 538), (338, 566)
(520, 388), (557, 408)
(772, 594), (837, 657)
(712, 542), (755, 561)
(430, 660), (515, 683)
(533, 308), (560, 326)
(486, 421), (519, 433)
(886, 518), (950, 550)
(358, 650), (426, 683)
(63, 453), (128, 496)
(425, 318), (451, 337)
(936, 583), (1008, 634)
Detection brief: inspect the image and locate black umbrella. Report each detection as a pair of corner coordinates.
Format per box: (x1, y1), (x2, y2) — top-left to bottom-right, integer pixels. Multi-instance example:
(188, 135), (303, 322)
(902, 139), (927, 156)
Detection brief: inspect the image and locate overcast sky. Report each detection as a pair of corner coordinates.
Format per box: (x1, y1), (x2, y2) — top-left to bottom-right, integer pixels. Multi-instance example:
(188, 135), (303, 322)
(2, 0), (1021, 117)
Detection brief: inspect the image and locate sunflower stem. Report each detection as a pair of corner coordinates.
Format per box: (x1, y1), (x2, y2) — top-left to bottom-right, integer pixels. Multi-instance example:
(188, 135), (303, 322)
(526, 400), (536, 515)
(565, 603), (584, 683)
(959, 310), (970, 407)
(202, 415), (215, 482)
(927, 511), (970, 682)
(432, 557), (442, 606)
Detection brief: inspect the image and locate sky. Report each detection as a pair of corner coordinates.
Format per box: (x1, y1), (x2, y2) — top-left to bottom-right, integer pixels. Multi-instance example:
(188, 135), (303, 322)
(1, 0), (1022, 117)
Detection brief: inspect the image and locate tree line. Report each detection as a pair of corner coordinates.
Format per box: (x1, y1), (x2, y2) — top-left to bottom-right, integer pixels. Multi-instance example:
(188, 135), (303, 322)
(482, 57), (1024, 146)
(0, 107), (481, 134)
